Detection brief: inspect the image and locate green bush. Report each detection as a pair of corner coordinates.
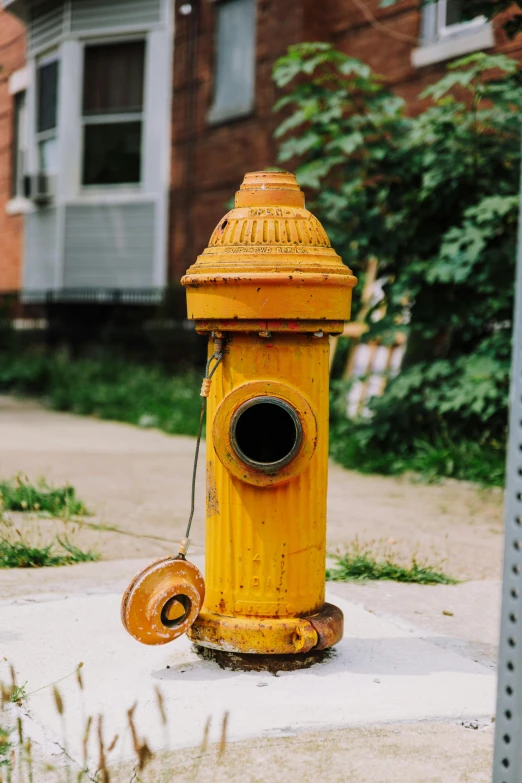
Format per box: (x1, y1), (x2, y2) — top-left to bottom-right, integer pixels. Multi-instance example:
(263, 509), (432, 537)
(0, 353), (202, 437)
(273, 45), (521, 486)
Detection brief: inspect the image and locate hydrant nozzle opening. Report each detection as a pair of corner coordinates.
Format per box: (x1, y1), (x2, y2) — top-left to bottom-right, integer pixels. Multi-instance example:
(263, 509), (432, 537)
(160, 594), (192, 629)
(230, 396), (302, 472)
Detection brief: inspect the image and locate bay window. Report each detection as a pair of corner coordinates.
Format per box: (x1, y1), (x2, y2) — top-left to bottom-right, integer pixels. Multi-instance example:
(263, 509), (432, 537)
(82, 40), (145, 186)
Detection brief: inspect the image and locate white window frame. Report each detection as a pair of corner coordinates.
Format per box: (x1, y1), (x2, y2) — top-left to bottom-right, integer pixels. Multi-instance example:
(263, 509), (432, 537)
(436, 0), (487, 38)
(6, 68), (32, 215)
(412, 0), (494, 68)
(79, 34), (146, 193)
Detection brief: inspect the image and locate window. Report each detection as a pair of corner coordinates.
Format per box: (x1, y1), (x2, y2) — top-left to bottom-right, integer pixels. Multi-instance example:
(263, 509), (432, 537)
(413, 0), (493, 67)
(11, 91), (27, 197)
(82, 40), (145, 186)
(208, 0), (256, 125)
(433, 0), (485, 38)
(36, 57), (59, 174)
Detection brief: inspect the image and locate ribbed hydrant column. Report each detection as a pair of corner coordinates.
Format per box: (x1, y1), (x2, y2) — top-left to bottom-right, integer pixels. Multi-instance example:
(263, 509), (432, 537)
(182, 172), (357, 659)
(205, 332), (329, 615)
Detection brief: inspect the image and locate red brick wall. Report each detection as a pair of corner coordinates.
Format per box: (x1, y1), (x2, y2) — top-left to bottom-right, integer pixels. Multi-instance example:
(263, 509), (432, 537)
(1, 2), (521, 291)
(169, 0), (522, 284)
(0, 8), (26, 292)
(169, 0), (326, 282)
(325, 0), (522, 112)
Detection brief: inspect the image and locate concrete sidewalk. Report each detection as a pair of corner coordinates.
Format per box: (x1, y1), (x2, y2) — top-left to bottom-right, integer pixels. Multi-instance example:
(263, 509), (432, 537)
(0, 397), (502, 780)
(0, 557), (498, 781)
(0, 395), (503, 579)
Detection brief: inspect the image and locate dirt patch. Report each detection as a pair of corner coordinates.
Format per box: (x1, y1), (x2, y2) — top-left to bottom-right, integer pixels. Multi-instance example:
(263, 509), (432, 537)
(106, 721), (494, 783)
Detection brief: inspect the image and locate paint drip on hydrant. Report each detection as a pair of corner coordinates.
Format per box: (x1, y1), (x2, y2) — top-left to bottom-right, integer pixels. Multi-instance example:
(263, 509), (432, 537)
(121, 171), (357, 668)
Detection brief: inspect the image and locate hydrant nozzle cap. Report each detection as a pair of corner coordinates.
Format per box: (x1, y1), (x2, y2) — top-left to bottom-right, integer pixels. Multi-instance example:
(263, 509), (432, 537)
(235, 171), (305, 209)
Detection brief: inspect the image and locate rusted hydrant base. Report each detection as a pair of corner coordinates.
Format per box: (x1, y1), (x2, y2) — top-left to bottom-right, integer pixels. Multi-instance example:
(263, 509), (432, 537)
(194, 645), (335, 673)
(187, 603), (344, 656)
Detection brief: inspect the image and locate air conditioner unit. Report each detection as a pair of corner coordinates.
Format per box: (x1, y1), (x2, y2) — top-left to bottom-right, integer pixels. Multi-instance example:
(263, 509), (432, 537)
(23, 173), (55, 205)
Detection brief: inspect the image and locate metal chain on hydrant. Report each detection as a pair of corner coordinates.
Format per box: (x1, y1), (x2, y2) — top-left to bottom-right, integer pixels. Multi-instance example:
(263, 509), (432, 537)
(177, 335), (224, 560)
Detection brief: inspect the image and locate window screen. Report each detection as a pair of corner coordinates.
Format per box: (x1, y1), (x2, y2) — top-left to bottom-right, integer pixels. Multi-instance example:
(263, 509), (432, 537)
(37, 60), (59, 133)
(208, 0), (256, 125)
(82, 40), (145, 186)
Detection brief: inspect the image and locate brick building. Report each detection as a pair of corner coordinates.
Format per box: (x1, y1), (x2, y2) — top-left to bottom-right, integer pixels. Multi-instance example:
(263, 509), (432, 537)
(1, 0), (521, 298)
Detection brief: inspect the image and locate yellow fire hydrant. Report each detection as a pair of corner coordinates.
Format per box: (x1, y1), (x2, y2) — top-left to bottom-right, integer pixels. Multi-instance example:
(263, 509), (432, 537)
(121, 171), (357, 666)
(183, 171), (356, 662)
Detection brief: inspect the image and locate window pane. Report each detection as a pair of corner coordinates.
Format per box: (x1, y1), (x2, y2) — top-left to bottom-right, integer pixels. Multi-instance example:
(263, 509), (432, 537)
(445, 0), (464, 26)
(83, 41), (145, 116)
(39, 137), (58, 174)
(37, 60), (59, 133)
(83, 122), (142, 185)
(12, 91), (26, 196)
(208, 0), (256, 124)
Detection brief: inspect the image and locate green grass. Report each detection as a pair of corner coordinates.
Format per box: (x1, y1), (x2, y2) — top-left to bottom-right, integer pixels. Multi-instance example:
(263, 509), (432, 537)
(0, 475), (90, 517)
(0, 537), (99, 568)
(0, 352), (203, 437)
(9, 685), (27, 706)
(327, 543), (457, 585)
(0, 724), (10, 768)
(0, 351), (504, 486)
(329, 422), (505, 487)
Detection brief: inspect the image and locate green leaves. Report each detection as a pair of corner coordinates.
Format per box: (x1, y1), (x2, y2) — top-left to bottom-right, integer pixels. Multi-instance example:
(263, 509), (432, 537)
(273, 43), (521, 483)
(421, 52), (520, 101)
(428, 196), (519, 284)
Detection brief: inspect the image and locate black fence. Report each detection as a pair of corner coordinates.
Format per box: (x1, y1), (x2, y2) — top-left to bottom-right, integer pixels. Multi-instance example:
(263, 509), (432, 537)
(0, 287), (208, 369)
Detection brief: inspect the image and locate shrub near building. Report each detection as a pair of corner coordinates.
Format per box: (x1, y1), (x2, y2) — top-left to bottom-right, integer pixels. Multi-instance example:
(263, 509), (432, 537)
(274, 45), (521, 485)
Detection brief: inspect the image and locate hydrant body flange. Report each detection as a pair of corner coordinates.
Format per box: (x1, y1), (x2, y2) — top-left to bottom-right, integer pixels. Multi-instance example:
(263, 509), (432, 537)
(181, 172), (357, 658)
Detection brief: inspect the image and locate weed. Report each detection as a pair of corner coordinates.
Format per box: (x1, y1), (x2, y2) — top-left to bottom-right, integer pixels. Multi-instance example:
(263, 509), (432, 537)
(0, 725), (10, 766)
(9, 685), (27, 706)
(329, 421), (505, 488)
(326, 540), (457, 585)
(0, 657), (233, 782)
(0, 536), (99, 568)
(0, 475), (90, 518)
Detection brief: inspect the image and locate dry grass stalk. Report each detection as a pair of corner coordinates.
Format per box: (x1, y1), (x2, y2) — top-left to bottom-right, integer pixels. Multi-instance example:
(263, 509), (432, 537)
(82, 716), (92, 770)
(200, 717), (211, 754)
(76, 663), (84, 691)
(218, 712), (229, 760)
(25, 737), (34, 783)
(97, 714), (110, 783)
(127, 703), (152, 773)
(154, 687), (166, 726)
(52, 686), (64, 716)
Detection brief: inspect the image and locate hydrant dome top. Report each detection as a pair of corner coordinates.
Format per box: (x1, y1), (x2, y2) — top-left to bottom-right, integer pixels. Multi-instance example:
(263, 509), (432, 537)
(181, 171), (357, 324)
